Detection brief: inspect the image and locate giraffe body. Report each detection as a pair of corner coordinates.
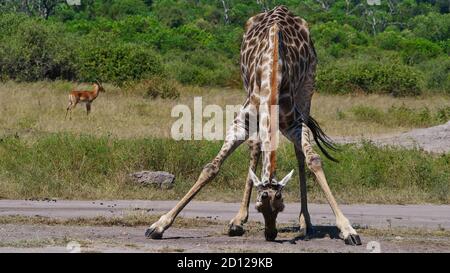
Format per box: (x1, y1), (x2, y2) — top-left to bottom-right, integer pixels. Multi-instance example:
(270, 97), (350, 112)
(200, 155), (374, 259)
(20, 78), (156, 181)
(240, 6), (317, 183)
(146, 6), (361, 245)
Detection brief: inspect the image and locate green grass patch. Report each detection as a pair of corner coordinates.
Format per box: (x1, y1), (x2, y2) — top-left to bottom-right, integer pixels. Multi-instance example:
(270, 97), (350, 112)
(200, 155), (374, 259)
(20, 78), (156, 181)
(0, 133), (448, 204)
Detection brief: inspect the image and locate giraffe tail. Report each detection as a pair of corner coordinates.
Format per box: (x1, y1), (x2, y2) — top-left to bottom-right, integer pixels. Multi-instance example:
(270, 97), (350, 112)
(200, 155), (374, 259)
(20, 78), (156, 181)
(306, 116), (339, 163)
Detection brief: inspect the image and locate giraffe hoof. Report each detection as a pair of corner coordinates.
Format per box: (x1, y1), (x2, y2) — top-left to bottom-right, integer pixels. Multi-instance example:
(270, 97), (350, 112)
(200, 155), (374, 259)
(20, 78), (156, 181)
(145, 227), (163, 239)
(344, 234), (362, 246)
(265, 230), (278, 241)
(228, 224), (245, 237)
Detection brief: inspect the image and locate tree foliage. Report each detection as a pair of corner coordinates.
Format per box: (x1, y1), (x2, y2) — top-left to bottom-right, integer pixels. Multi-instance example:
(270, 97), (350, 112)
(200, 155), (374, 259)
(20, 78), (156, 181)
(0, 0), (448, 95)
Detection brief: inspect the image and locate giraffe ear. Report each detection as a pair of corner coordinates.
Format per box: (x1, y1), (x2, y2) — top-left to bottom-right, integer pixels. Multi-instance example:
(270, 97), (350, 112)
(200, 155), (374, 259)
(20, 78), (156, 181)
(278, 169), (294, 187)
(249, 169), (262, 187)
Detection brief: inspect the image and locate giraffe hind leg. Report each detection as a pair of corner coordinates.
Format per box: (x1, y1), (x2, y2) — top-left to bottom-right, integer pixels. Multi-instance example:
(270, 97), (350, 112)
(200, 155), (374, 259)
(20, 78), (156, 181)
(301, 124), (361, 245)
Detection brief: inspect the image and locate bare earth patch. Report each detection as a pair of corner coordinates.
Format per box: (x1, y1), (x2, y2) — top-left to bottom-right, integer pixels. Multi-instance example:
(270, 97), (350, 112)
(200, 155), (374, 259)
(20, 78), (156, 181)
(334, 121), (450, 153)
(0, 222), (448, 253)
(0, 200), (448, 253)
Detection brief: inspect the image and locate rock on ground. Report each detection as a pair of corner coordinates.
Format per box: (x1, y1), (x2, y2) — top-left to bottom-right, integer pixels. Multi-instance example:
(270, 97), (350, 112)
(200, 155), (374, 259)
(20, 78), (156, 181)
(129, 171), (175, 189)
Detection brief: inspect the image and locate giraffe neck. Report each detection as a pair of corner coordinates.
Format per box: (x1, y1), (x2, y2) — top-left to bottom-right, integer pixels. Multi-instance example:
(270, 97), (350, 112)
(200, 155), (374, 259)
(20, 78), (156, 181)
(268, 26), (280, 180)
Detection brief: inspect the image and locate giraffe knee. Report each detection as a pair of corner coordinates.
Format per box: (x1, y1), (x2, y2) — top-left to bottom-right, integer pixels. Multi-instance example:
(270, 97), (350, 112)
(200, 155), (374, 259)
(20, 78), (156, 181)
(306, 154), (322, 172)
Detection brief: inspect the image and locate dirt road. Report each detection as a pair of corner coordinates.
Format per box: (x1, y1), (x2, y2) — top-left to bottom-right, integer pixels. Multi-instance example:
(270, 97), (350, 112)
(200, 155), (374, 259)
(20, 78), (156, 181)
(0, 200), (449, 253)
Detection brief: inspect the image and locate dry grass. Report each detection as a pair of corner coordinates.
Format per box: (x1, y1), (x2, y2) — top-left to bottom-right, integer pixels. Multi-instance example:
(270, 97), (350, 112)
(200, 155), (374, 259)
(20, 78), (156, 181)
(1, 81), (448, 140)
(311, 92), (450, 136)
(0, 81), (244, 140)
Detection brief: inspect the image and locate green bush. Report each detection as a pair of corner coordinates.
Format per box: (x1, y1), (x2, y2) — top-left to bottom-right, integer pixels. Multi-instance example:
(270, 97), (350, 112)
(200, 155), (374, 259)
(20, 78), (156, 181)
(410, 12), (450, 42)
(416, 56), (450, 94)
(375, 30), (404, 50)
(311, 21), (369, 58)
(0, 16), (77, 81)
(77, 38), (164, 86)
(164, 49), (238, 87)
(317, 60), (423, 96)
(130, 76), (181, 99)
(400, 37), (443, 65)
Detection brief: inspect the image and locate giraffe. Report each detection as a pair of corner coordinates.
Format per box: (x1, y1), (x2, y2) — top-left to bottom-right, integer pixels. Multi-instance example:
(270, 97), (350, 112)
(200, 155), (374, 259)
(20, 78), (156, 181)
(146, 6), (361, 245)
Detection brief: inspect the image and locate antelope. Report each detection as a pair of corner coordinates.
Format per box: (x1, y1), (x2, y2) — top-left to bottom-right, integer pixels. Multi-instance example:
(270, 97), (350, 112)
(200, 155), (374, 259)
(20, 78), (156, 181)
(65, 80), (105, 119)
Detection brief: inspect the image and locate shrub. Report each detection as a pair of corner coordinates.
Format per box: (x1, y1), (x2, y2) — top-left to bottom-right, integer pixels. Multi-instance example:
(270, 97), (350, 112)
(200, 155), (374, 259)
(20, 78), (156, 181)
(375, 30), (404, 50)
(311, 21), (368, 57)
(77, 38), (164, 86)
(316, 60), (423, 96)
(164, 50), (238, 87)
(416, 56), (450, 94)
(410, 12), (450, 42)
(130, 76), (181, 99)
(399, 37), (443, 65)
(0, 16), (77, 81)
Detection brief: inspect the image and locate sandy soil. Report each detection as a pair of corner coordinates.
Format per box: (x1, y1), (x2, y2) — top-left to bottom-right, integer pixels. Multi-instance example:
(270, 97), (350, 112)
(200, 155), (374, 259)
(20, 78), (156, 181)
(0, 200), (449, 253)
(1, 223), (448, 253)
(334, 121), (450, 153)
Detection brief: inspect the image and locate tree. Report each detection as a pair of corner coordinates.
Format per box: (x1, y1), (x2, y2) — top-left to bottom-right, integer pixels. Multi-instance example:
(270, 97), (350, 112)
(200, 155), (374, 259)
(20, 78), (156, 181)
(0, 0), (64, 19)
(220, 0), (230, 24)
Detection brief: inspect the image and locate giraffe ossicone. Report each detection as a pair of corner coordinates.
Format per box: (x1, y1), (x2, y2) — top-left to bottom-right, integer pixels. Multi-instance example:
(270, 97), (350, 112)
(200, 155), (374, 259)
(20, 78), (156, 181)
(249, 169), (294, 187)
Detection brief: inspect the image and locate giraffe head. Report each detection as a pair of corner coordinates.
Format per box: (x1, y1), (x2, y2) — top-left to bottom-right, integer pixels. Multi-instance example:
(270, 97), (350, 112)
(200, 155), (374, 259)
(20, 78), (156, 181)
(250, 169), (294, 241)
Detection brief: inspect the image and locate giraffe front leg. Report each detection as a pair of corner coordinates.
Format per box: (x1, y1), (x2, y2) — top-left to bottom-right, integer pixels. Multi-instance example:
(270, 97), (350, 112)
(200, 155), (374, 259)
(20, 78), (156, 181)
(146, 106), (250, 239)
(282, 125), (314, 238)
(145, 162), (222, 239)
(301, 124), (361, 245)
(228, 140), (261, 236)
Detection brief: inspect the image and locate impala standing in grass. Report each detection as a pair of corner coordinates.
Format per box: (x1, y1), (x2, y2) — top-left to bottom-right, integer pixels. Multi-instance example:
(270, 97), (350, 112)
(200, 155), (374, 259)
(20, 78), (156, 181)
(65, 80), (105, 119)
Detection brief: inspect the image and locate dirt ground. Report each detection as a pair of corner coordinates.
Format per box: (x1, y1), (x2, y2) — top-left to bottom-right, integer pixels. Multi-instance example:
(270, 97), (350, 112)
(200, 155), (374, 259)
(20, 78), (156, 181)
(334, 120), (450, 153)
(0, 200), (449, 253)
